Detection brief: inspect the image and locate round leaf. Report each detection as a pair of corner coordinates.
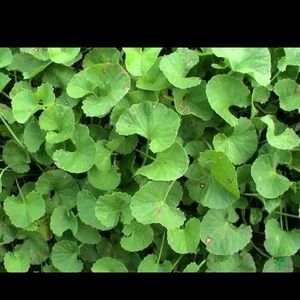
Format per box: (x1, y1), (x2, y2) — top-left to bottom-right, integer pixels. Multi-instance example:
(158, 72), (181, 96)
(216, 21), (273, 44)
(4, 249), (30, 272)
(131, 181), (185, 230)
(167, 218), (201, 254)
(251, 154), (291, 198)
(51, 240), (83, 272)
(213, 118), (258, 165)
(138, 254), (172, 272)
(48, 48), (81, 64)
(263, 256), (293, 272)
(0, 48), (13, 68)
(206, 74), (250, 127)
(91, 257), (128, 272)
(200, 209), (252, 255)
(135, 141), (189, 181)
(116, 101), (180, 153)
(53, 124), (96, 173)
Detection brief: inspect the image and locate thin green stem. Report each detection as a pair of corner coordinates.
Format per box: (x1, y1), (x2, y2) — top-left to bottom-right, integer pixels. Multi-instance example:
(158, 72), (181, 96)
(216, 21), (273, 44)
(171, 255), (183, 272)
(241, 193), (260, 197)
(135, 149), (156, 161)
(241, 209), (247, 225)
(1, 91), (11, 100)
(200, 137), (213, 150)
(157, 232), (166, 264)
(280, 202), (284, 230)
(197, 259), (206, 271)
(15, 178), (25, 203)
(142, 140), (150, 166)
(272, 210), (299, 219)
(284, 205), (289, 231)
(270, 69), (281, 83)
(251, 241), (270, 259)
(0, 114), (26, 150)
(13, 70), (17, 83)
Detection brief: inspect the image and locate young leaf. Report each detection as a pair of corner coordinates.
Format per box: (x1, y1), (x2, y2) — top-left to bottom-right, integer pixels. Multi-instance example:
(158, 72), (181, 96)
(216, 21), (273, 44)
(91, 257), (128, 272)
(131, 181), (185, 230)
(138, 254), (172, 272)
(116, 101), (180, 153)
(48, 48), (81, 64)
(4, 249), (30, 272)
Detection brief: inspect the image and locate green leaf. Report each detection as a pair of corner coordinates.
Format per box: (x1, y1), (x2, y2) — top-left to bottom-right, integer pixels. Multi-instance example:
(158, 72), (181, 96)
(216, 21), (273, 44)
(120, 221), (154, 252)
(206, 74), (251, 127)
(83, 48), (121, 68)
(51, 240), (83, 272)
(95, 192), (132, 228)
(42, 64), (75, 89)
(159, 48), (201, 89)
(77, 190), (107, 230)
(263, 256), (293, 272)
(39, 104), (75, 144)
(135, 142), (189, 181)
(116, 101), (180, 153)
(183, 262), (200, 272)
(3, 140), (30, 174)
(4, 249), (30, 272)
(8, 53), (51, 79)
(0, 48), (13, 68)
(20, 48), (49, 61)
(138, 254), (172, 272)
(48, 48), (81, 64)
(74, 220), (101, 245)
(36, 170), (79, 210)
(198, 150), (240, 198)
(211, 48), (271, 86)
(167, 218), (201, 254)
(35, 83), (55, 106)
(53, 124), (96, 173)
(0, 73), (10, 93)
(207, 251), (256, 272)
(213, 118), (258, 165)
(23, 119), (46, 153)
(136, 58), (170, 91)
(131, 181), (185, 230)
(11, 90), (38, 123)
(200, 209), (252, 255)
(4, 191), (45, 228)
(67, 63), (130, 117)
(123, 48), (162, 76)
(264, 219), (300, 257)
(173, 81), (213, 121)
(21, 232), (50, 265)
(50, 205), (78, 236)
(91, 257), (128, 272)
(251, 154), (291, 198)
(274, 79), (300, 111)
(277, 48), (300, 71)
(261, 115), (300, 150)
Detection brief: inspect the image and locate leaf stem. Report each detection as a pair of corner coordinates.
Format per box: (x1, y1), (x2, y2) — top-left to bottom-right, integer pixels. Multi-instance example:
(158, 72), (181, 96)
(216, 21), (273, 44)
(272, 210), (299, 219)
(141, 140), (150, 166)
(270, 69), (281, 83)
(171, 254), (183, 272)
(251, 241), (270, 259)
(1, 91), (11, 100)
(15, 178), (25, 203)
(157, 231), (166, 264)
(280, 202), (284, 230)
(197, 259), (206, 271)
(200, 137), (213, 150)
(284, 204), (289, 231)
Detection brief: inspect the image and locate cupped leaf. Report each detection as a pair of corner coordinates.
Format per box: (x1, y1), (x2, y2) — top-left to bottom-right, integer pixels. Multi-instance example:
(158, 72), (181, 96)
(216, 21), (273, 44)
(48, 48), (81, 64)
(277, 48), (300, 71)
(4, 191), (45, 228)
(173, 81), (213, 121)
(200, 209), (252, 255)
(213, 118), (258, 165)
(261, 115), (300, 150)
(135, 142), (189, 181)
(95, 192), (132, 228)
(138, 254), (172, 272)
(274, 79), (300, 111)
(53, 124), (96, 173)
(0, 48), (13, 68)
(74, 220), (101, 245)
(83, 48), (121, 68)
(263, 256), (293, 272)
(167, 218), (201, 254)
(3, 140), (30, 174)
(264, 219), (300, 257)
(206, 251), (256, 272)
(67, 63), (130, 117)
(50, 205), (78, 237)
(39, 104), (75, 144)
(206, 74), (251, 127)
(51, 240), (83, 272)
(131, 181), (185, 230)
(91, 257), (128, 272)
(120, 221), (154, 252)
(251, 154), (291, 198)
(211, 48), (271, 86)
(23, 119), (46, 153)
(123, 48), (162, 76)
(116, 101), (180, 153)
(4, 249), (30, 272)
(0, 73), (10, 93)
(159, 48), (201, 89)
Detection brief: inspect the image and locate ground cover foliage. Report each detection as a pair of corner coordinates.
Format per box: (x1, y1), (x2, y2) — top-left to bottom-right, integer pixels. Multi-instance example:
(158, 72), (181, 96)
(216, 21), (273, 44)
(0, 47), (300, 272)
